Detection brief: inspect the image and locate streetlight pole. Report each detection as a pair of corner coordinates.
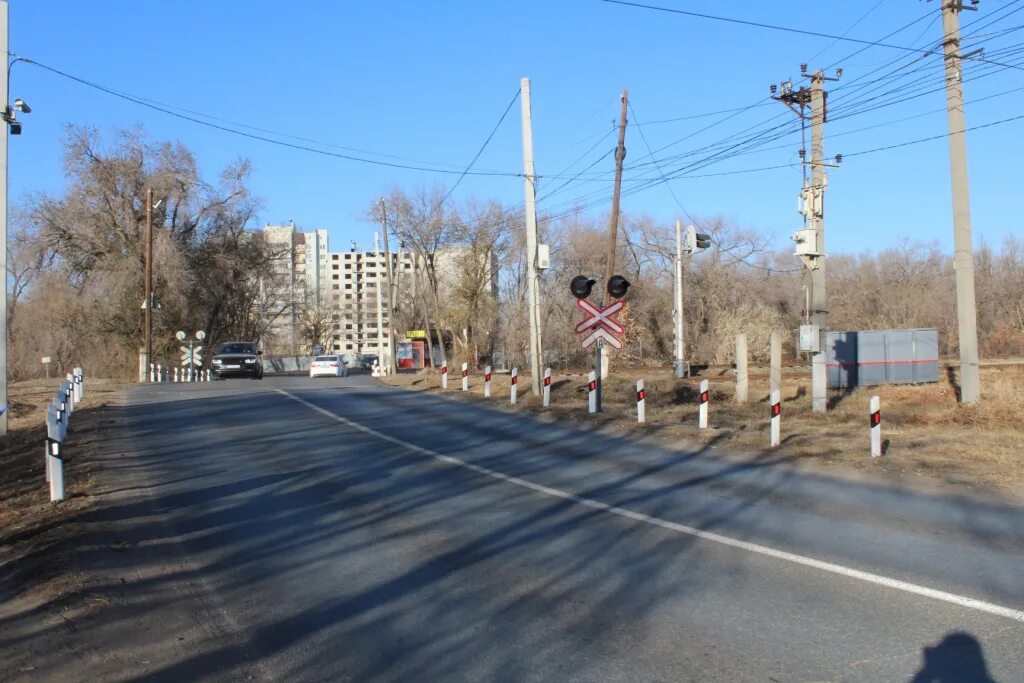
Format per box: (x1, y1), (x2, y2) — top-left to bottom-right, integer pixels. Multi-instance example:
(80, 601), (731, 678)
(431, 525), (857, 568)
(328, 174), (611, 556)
(0, 1), (9, 435)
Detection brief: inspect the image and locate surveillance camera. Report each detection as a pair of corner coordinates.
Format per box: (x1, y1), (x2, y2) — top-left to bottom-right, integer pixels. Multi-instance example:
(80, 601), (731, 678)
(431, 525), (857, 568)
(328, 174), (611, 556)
(13, 98), (30, 114)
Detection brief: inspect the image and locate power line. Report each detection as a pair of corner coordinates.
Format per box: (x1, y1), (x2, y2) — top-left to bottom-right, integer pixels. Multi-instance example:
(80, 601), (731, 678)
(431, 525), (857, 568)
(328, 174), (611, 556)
(19, 56), (525, 179)
(807, 0), (890, 65)
(599, 0), (932, 54)
(437, 88), (521, 207)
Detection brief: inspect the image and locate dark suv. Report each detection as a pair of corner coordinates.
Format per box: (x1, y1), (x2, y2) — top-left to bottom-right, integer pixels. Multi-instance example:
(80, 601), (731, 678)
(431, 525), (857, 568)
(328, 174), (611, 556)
(211, 341), (264, 379)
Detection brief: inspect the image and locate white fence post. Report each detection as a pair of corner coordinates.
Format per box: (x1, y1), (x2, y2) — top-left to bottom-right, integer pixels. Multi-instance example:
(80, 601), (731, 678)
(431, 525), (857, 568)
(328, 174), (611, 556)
(770, 389), (781, 448)
(462, 362), (469, 392)
(484, 366), (492, 398)
(699, 379), (709, 429)
(636, 379), (646, 423)
(510, 368), (518, 405)
(588, 371), (597, 414)
(441, 364), (448, 390)
(542, 368), (551, 408)
(870, 396), (882, 457)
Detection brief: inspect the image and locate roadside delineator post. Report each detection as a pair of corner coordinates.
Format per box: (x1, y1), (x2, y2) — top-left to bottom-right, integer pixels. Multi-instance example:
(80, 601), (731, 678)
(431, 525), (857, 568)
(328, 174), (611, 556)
(461, 362), (469, 392)
(510, 367), (518, 405)
(588, 371), (597, 414)
(770, 389), (781, 448)
(870, 396), (882, 457)
(174, 367), (179, 383)
(46, 412), (64, 502)
(699, 379), (709, 429)
(636, 379), (646, 423)
(484, 366), (492, 398)
(542, 368), (551, 408)
(150, 363), (156, 383)
(441, 363), (448, 390)
(156, 364), (163, 383)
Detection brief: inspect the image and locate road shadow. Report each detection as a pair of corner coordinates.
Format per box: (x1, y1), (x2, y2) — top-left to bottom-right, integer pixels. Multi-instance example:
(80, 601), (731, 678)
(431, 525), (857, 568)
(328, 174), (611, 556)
(910, 632), (995, 682)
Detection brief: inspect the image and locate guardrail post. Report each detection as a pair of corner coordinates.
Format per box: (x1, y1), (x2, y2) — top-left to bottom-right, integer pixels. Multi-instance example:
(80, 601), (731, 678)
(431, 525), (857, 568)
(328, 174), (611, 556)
(542, 368), (551, 408)
(870, 396), (882, 457)
(636, 379), (646, 423)
(699, 379), (709, 428)
(770, 389), (781, 448)
(588, 371), (597, 413)
(510, 367), (518, 405)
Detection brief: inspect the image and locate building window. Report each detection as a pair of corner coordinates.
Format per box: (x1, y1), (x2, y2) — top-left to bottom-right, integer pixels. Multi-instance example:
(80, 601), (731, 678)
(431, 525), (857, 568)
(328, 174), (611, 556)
(332, 284), (339, 290)
(332, 274), (339, 280)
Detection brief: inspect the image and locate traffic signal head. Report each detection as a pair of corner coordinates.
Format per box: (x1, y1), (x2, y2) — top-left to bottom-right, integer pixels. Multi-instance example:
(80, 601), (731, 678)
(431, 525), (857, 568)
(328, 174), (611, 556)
(686, 226), (711, 252)
(606, 275), (631, 299)
(570, 275), (596, 299)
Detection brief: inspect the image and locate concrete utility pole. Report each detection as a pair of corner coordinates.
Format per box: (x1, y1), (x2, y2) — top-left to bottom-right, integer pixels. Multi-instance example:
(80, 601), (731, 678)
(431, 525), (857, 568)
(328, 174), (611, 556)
(380, 198), (398, 375)
(941, 0), (982, 404)
(674, 218), (686, 378)
(595, 88), (629, 411)
(774, 69), (838, 413)
(144, 187), (154, 382)
(374, 231), (385, 371)
(0, 1), (8, 434)
(519, 77), (543, 395)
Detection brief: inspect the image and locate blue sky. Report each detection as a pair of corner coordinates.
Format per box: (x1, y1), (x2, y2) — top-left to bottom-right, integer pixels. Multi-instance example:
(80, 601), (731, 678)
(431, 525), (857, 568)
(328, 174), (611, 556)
(8, 0), (1024, 256)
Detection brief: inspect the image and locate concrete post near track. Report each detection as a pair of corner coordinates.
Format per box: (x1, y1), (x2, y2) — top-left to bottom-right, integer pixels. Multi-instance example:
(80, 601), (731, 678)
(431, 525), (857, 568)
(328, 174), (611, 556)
(770, 390), (781, 448)
(870, 396), (882, 457)
(588, 371), (597, 414)
(699, 379), (709, 429)
(770, 332), (782, 399)
(736, 334), (748, 404)
(636, 379), (646, 423)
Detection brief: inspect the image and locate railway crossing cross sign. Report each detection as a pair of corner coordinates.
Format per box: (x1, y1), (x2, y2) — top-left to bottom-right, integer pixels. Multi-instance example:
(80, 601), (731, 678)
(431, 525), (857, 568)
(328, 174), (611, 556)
(575, 298), (625, 350)
(181, 345), (203, 367)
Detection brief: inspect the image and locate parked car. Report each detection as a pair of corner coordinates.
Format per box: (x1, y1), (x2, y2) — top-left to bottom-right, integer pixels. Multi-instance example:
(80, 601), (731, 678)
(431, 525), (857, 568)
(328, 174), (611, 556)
(211, 341), (263, 379)
(309, 355), (349, 378)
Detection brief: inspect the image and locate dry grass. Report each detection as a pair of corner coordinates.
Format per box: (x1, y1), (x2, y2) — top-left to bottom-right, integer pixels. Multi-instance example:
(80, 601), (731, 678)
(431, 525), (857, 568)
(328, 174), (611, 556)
(0, 378), (127, 602)
(383, 364), (1024, 498)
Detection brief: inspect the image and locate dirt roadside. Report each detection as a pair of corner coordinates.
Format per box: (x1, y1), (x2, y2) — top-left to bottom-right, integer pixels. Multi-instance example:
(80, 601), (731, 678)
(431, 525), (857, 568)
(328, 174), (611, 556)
(381, 363), (1024, 504)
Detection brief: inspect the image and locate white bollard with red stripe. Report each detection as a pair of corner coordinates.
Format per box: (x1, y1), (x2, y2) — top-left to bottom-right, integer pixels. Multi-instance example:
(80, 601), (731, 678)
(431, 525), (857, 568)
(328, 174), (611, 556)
(770, 389), (781, 447)
(440, 363), (448, 390)
(636, 379), (646, 423)
(699, 379), (709, 429)
(542, 368), (551, 408)
(461, 363), (469, 391)
(510, 368), (518, 404)
(484, 366), (492, 398)
(870, 396), (881, 457)
(588, 371), (597, 413)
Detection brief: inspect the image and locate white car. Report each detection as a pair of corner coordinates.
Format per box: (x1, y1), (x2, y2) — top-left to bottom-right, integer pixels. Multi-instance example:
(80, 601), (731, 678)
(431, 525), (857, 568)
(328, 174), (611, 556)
(309, 355), (349, 378)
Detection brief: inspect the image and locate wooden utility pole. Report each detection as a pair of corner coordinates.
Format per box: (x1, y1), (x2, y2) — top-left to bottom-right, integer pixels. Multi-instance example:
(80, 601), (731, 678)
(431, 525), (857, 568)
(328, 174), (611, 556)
(380, 198), (398, 375)
(144, 186), (154, 382)
(941, 0), (982, 404)
(595, 88), (629, 411)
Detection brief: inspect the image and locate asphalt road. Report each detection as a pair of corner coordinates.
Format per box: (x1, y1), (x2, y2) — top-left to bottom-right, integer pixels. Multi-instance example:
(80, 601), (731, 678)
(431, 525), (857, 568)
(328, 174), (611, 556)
(19, 373), (1024, 681)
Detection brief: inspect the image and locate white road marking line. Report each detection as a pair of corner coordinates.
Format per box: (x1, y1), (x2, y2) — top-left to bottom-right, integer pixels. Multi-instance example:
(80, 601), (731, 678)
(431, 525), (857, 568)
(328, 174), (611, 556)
(276, 388), (1024, 624)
